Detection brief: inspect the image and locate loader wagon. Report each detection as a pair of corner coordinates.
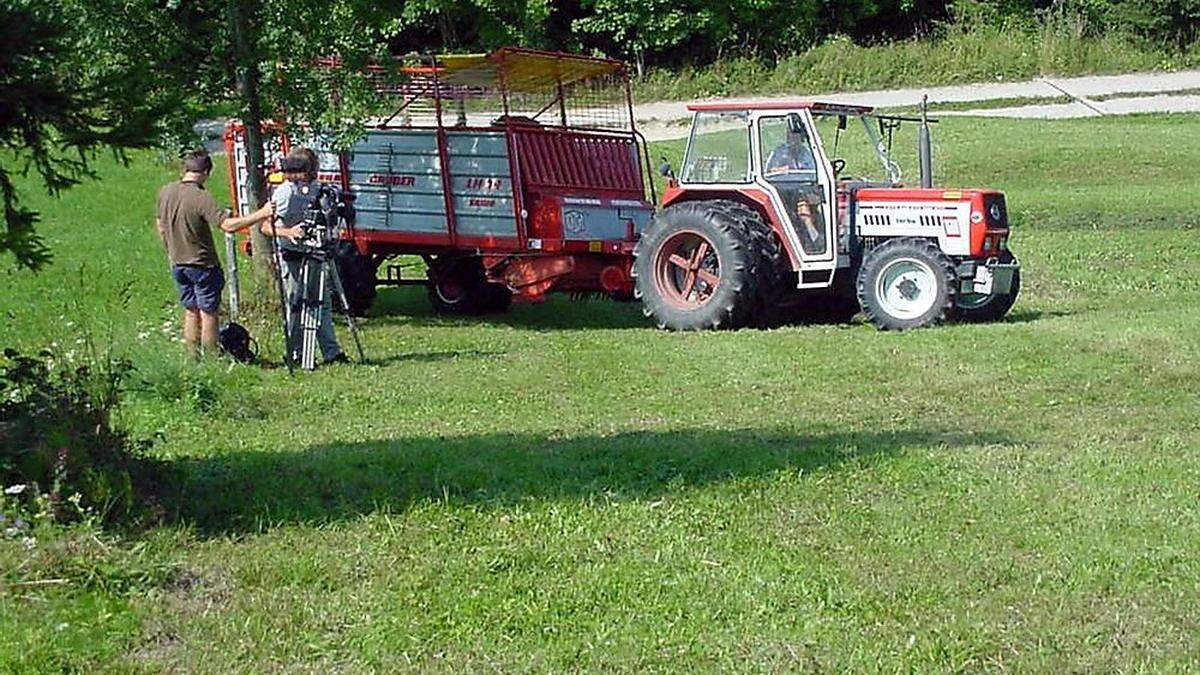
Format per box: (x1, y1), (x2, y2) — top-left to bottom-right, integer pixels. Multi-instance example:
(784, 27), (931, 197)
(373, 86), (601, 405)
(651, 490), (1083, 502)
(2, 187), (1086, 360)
(226, 48), (656, 316)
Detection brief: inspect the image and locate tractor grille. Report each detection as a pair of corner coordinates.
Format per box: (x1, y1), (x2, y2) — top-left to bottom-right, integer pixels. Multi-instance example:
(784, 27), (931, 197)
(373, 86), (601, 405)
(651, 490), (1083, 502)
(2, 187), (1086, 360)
(984, 194), (1008, 228)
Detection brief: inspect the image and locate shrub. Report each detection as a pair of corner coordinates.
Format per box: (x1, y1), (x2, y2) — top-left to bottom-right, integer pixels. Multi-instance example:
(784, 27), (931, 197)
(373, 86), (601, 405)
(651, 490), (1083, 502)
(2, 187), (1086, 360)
(0, 348), (169, 524)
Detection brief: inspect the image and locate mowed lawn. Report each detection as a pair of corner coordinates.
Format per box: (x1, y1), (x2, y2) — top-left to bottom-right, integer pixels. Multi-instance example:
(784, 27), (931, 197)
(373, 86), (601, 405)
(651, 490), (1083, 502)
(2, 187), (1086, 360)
(2, 114), (1199, 671)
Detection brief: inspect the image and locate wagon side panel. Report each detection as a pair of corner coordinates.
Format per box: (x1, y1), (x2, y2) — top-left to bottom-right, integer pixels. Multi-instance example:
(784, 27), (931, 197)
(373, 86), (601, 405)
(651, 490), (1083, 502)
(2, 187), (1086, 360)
(445, 130), (519, 244)
(344, 129), (450, 238)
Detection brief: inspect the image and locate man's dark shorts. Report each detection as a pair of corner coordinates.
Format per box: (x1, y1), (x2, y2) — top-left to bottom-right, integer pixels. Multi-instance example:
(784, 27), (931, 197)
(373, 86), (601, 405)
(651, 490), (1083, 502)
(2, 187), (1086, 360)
(171, 264), (224, 314)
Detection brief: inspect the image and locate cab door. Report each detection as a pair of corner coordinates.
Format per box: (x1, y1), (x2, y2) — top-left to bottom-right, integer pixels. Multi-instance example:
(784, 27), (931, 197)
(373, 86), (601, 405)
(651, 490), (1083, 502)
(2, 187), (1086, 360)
(750, 111), (837, 273)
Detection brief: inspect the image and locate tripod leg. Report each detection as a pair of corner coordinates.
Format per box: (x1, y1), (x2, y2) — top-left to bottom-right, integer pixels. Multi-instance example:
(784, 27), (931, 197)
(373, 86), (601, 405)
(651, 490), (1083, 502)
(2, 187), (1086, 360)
(299, 257), (321, 371)
(327, 261), (367, 363)
(270, 232), (295, 375)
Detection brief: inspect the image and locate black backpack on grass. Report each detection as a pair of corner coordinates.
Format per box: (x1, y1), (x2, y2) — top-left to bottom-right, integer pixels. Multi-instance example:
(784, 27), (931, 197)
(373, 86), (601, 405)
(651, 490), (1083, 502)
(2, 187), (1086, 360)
(219, 322), (258, 363)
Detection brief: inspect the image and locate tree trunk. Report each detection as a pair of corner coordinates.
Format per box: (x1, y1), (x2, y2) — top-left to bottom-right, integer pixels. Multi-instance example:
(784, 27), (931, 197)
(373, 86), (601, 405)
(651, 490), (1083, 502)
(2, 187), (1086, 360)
(228, 0), (274, 300)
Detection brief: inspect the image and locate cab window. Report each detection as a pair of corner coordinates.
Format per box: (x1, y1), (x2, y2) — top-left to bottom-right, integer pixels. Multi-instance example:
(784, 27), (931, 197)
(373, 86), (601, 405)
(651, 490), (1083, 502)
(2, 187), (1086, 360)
(758, 115), (818, 182)
(681, 112), (750, 183)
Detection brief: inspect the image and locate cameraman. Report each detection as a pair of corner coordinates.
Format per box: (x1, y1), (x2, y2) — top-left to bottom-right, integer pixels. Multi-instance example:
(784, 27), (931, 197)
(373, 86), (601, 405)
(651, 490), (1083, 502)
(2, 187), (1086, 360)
(261, 149), (347, 366)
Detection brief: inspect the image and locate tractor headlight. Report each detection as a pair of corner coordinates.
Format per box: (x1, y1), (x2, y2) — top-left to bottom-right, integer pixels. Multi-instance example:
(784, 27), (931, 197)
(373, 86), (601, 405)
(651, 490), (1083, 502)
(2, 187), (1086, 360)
(988, 202), (1003, 223)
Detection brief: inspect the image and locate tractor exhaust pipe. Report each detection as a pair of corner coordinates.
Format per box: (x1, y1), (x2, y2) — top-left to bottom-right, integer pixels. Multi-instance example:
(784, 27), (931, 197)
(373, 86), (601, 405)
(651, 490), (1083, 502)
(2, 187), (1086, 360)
(919, 94), (933, 189)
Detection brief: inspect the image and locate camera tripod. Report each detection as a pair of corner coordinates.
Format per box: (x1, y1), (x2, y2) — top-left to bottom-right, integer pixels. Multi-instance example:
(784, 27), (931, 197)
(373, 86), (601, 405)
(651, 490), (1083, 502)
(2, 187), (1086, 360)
(268, 233), (366, 374)
(285, 247), (366, 371)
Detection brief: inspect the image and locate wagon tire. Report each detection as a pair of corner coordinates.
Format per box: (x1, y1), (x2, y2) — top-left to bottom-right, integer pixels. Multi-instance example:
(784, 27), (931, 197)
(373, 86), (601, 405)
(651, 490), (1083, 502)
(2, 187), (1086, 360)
(333, 241), (378, 317)
(426, 256), (511, 315)
(857, 238), (955, 330)
(633, 201), (768, 330)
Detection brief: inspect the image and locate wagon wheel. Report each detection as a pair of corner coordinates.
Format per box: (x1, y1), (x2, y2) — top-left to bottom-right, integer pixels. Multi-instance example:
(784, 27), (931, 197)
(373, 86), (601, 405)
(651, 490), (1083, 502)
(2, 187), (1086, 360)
(426, 256), (512, 315)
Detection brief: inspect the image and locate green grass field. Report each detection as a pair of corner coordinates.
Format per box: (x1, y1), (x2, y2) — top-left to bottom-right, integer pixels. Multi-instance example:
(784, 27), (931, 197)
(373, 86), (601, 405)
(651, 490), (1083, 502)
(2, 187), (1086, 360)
(2, 113), (1200, 671)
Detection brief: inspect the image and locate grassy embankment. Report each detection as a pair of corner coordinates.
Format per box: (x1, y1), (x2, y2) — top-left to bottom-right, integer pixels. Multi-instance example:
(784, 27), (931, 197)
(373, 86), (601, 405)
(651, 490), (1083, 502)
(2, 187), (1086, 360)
(2, 113), (1199, 670)
(635, 24), (1200, 102)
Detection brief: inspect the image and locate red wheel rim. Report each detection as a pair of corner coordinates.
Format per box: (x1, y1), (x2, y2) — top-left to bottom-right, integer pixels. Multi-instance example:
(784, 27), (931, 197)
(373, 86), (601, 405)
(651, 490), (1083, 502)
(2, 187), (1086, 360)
(653, 229), (721, 310)
(433, 260), (469, 305)
(435, 278), (465, 304)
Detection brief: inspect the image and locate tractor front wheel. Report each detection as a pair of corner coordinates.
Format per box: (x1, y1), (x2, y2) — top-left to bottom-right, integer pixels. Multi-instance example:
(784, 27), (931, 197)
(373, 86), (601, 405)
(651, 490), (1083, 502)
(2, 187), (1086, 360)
(953, 252), (1021, 322)
(634, 202), (767, 330)
(857, 238), (955, 330)
(426, 256), (512, 315)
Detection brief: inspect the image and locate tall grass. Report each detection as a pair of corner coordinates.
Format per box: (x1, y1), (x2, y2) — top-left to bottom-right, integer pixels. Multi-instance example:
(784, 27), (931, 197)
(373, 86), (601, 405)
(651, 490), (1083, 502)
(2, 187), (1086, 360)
(635, 22), (1200, 101)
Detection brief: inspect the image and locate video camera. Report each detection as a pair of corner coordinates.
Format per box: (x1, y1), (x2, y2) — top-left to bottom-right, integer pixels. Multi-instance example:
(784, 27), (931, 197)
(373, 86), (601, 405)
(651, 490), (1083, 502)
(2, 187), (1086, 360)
(294, 182), (353, 255)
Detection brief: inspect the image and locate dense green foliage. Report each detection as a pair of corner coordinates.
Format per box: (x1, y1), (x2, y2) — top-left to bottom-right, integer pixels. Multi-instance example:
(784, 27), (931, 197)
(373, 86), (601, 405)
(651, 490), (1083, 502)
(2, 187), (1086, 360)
(1, 113), (1198, 669)
(0, 349), (169, 524)
(635, 23), (1200, 100)
(0, 0), (178, 271)
(386, 0), (1200, 71)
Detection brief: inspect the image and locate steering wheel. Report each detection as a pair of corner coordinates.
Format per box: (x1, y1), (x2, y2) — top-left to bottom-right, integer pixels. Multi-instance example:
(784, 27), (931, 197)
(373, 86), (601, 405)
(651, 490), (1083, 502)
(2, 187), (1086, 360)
(831, 158), (846, 177)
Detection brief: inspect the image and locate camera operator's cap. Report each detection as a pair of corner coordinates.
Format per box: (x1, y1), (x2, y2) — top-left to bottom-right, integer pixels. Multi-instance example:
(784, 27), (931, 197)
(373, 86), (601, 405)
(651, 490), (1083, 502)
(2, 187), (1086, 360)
(281, 156), (308, 173)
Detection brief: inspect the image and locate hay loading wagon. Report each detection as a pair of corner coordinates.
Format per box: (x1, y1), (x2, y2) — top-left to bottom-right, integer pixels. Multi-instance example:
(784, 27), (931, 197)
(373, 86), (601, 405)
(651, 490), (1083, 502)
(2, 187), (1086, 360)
(226, 47), (656, 315)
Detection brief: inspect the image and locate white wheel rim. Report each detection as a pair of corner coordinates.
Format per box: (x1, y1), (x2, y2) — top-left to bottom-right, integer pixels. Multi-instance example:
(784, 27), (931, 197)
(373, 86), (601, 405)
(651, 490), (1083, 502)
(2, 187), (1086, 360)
(876, 257), (939, 320)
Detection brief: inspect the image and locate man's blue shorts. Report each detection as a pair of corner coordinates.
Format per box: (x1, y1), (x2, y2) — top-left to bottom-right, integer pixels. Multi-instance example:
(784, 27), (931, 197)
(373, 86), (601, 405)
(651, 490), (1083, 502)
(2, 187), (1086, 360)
(172, 264), (224, 314)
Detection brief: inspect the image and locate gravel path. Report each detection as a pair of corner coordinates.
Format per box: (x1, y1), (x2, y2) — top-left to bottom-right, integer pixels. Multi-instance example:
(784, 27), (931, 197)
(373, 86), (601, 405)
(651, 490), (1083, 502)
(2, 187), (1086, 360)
(196, 68), (1200, 148)
(636, 68), (1200, 139)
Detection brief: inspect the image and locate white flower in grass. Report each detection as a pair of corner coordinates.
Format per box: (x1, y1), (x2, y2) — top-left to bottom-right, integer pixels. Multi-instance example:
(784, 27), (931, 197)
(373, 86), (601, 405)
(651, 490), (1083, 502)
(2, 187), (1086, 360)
(21, 537), (36, 550)
(3, 527), (18, 538)
(4, 484), (26, 495)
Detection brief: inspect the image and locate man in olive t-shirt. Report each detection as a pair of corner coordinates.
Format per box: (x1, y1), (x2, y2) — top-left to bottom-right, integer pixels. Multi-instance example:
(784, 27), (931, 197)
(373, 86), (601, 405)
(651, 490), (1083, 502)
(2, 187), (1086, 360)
(155, 150), (274, 357)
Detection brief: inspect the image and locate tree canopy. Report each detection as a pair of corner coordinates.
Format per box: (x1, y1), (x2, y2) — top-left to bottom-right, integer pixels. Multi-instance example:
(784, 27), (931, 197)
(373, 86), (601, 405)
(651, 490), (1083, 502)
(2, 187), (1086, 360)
(2, 0), (1195, 270)
(0, 0), (176, 270)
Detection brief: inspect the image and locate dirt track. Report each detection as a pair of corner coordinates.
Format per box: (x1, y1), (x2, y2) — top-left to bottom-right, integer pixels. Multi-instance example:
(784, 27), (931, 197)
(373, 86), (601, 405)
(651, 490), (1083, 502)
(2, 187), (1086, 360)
(197, 68), (1200, 149)
(636, 68), (1200, 139)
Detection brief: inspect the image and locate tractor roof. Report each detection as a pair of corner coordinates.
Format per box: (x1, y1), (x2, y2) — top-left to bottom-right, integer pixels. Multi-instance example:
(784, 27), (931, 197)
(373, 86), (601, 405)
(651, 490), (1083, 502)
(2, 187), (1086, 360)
(687, 100), (875, 115)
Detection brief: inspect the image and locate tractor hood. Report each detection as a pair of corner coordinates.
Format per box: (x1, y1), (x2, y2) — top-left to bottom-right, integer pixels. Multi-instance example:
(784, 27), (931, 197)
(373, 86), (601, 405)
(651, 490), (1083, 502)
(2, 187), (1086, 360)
(852, 187), (1010, 258)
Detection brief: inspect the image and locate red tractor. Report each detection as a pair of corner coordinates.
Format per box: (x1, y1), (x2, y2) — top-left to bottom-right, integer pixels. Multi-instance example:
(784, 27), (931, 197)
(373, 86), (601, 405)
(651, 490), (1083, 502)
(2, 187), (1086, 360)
(226, 49), (1019, 330)
(635, 101), (1020, 330)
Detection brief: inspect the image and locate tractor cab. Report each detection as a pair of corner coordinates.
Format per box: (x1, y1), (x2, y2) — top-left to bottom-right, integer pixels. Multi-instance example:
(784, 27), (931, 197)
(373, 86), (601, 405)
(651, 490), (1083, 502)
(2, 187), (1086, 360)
(642, 100), (1020, 331)
(665, 101), (915, 276)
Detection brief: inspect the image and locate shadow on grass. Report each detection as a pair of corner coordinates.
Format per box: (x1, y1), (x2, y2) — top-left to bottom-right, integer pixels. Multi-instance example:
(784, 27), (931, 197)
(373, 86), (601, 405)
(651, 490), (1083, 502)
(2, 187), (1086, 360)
(172, 427), (1013, 535)
(1002, 308), (1074, 324)
(360, 349), (508, 366)
(363, 286), (1060, 333)
(365, 286), (651, 331)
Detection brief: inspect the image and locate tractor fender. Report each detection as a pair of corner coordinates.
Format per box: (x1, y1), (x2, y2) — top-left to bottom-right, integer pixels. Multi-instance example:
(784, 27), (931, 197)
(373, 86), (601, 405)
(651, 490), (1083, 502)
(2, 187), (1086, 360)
(660, 188), (802, 272)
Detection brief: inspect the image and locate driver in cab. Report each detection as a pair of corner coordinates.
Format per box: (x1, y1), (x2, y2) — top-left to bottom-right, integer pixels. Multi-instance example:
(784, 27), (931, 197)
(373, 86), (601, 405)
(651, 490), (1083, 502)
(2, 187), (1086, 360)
(764, 126), (824, 254)
(765, 127), (816, 175)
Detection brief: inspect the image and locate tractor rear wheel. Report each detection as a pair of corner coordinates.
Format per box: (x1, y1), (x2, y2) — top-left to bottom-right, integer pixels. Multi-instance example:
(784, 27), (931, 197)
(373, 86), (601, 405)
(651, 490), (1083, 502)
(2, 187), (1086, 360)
(857, 238), (955, 330)
(634, 201), (771, 330)
(953, 252), (1021, 322)
(426, 256), (512, 315)
(333, 242), (379, 317)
